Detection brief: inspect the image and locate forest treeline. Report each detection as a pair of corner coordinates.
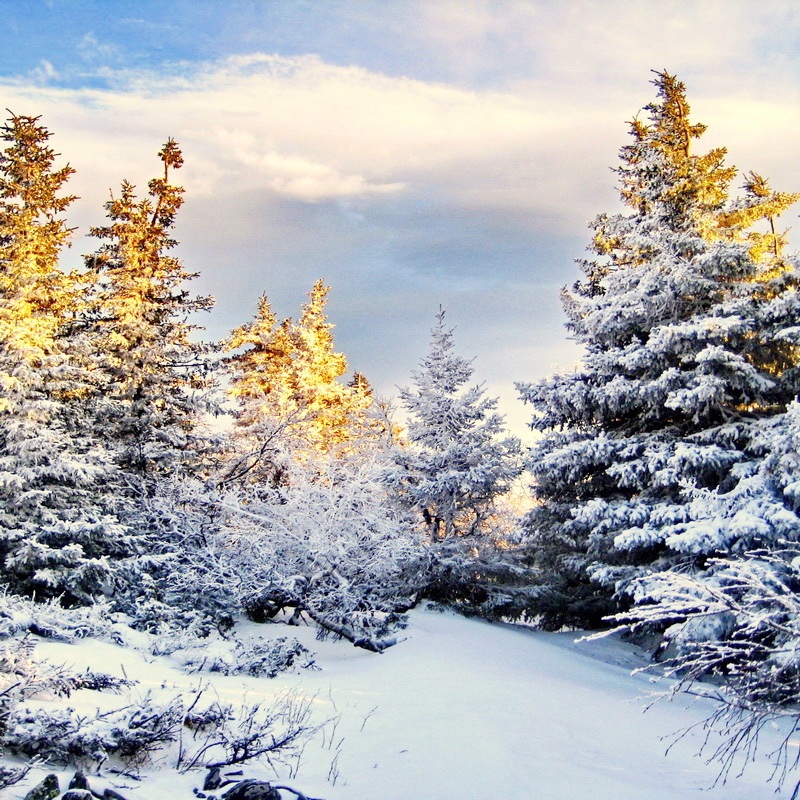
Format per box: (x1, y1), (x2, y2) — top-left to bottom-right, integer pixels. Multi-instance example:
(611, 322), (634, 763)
(0, 112), (525, 651)
(4, 70), (800, 791)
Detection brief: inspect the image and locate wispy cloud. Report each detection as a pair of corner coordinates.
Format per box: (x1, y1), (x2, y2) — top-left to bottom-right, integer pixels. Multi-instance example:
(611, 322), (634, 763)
(29, 60), (59, 85)
(77, 32), (123, 64)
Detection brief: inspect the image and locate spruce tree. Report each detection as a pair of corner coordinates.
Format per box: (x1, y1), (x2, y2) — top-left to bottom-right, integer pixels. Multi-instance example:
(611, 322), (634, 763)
(0, 114), (129, 603)
(86, 140), (216, 489)
(390, 308), (522, 543)
(517, 72), (800, 629)
(224, 294), (295, 485)
(225, 281), (372, 468)
(290, 279), (373, 452)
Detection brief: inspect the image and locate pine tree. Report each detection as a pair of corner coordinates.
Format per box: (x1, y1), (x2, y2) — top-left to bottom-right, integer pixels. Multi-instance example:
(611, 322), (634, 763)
(86, 140), (216, 489)
(0, 113), (129, 603)
(517, 72), (800, 629)
(290, 279), (373, 452)
(224, 281), (372, 469)
(390, 308), (522, 543)
(224, 294), (295, 485)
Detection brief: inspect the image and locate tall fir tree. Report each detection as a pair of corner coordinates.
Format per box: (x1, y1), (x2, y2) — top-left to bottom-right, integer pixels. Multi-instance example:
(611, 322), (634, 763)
(0, 114), (130, 603)
(389, 308), (522, 543)
(86, 140), (216, 490)
(517, 72), (800, 629)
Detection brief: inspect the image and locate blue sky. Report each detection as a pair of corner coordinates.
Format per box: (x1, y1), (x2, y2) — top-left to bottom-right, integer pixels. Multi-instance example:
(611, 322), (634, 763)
(3, 0), (800, 434)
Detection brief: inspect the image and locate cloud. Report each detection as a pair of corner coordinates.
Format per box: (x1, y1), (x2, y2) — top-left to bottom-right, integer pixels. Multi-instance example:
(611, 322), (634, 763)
(29, 60), (58, 84)
(237, 149), (406, 202)
(408, 0), (799, 96)
(9, 45), (790, 250)
(77, 32), (123, 64)
(1, 21), (799, 436)
(0, 53), (631, 235)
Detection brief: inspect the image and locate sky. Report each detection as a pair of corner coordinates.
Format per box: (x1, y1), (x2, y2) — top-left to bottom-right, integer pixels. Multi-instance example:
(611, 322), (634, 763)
(3, 0), (800, 436)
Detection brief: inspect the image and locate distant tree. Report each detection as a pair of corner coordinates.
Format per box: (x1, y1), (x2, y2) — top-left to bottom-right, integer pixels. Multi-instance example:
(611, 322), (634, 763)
(223, 294), (295, 486)
(0, 113), (130, 603)
(86, 139), (216, 489)
(289, 279), (373, 451)
(389, 308), (522, 543)
(517, 71), (800, 629)
(224, 281), (373, 472)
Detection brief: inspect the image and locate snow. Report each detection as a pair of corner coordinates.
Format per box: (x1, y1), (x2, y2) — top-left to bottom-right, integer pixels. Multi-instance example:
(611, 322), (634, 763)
(6, 607), (790, 800)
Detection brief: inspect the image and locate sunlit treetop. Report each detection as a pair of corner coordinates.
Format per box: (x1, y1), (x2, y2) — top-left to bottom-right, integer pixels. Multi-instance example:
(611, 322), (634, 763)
(85, 139), (215, 479)
(226, 281), (375, 460)
(0, 113), (77, 334)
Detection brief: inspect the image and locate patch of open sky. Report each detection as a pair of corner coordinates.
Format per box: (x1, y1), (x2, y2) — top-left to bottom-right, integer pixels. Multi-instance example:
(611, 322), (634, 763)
(1, 1), (536, 91)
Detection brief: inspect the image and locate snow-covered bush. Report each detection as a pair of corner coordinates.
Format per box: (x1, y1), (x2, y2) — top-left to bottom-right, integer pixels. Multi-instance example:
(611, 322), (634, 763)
(0, 636), (134, 779)
(177, 690), (324, 772)
(107, 479), (238, 628)
(166, 453), (427, 652)
(2, 666), (325, 775)
(177, 636), (316, 678)
(0, 593), (117, 642)
(3, 694), (184, 767)
(410, 481), (539, 620)
(125, 600), (234, 658)
(0, 638), (126, 705)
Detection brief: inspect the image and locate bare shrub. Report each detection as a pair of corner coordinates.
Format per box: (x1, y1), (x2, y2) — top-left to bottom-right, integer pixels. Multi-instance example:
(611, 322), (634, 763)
(177, 688), (329, 773)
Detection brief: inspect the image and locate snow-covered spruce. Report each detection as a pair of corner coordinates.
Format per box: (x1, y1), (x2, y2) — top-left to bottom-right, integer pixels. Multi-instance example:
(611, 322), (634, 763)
(84, 139), (218, 491)
(517, 71), (800, 629)
(582, 400), (800, 795)
(389, 308), (522, 543)
(0, 114), (134, 604)
(384, 309), (529, 614)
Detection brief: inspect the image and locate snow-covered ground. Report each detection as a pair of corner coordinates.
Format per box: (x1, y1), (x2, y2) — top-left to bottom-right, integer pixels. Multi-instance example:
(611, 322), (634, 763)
(8, 607), (792, 800)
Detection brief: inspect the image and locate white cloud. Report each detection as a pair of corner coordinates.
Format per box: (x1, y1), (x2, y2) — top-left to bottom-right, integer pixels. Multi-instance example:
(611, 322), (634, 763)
(29, 60), (58, 84)
(0, 53), (627, 233)
(409, 0), (797, 96)
(77, 32), (122, 64)
(1, 22), (799, 430)
(237, 149), (406, 202)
